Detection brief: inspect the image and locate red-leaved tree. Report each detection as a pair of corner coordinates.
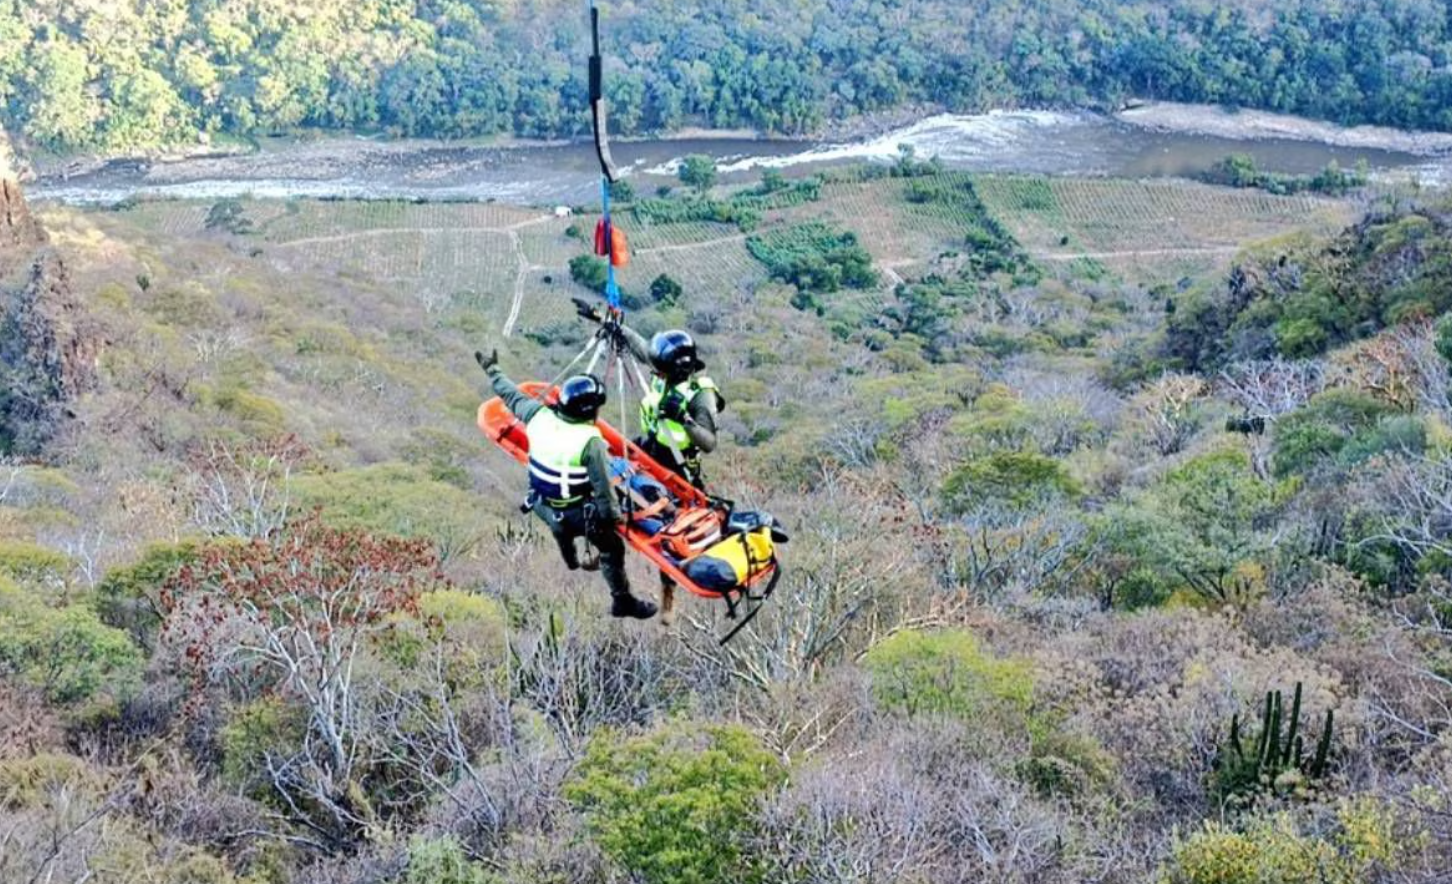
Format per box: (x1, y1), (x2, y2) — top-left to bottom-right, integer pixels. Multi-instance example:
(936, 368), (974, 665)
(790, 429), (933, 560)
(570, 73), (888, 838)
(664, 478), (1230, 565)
(158, 510), (440, 850)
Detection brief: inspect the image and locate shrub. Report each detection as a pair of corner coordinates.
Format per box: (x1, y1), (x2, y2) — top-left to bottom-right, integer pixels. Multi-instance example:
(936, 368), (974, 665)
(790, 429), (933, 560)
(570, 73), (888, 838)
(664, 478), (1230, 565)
(220, 696), (305, 795)
(1272, 388), (1395, 477)
(404, 835), (495, 884)
(0, 578), (143, 705)
(1163, 800), (1405, 884)
(204, 198), (252, 234)
(863, 628), (1034, 720)
(648, 273), (683, 307)
(0, 540), (70, 588)
(942, 450), (1081, 513)
(607, 179), (635, 204)
(0, 752), (101, 808)
(288, 462), (490, 565)
(94, 540), (204, 651)
(564, 722), (784, 884)
(380, 589), (508, 688)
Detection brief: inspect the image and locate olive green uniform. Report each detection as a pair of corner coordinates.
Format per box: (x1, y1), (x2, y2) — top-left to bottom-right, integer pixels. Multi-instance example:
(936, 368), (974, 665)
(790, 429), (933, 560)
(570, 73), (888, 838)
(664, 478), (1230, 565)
(487, 365), (630, 599)
(620, 325), (723, 488)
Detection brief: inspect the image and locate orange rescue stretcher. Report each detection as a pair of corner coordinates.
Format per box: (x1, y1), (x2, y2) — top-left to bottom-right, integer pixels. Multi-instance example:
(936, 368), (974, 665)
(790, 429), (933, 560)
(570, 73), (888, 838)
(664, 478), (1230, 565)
(478, 381), (781, 642)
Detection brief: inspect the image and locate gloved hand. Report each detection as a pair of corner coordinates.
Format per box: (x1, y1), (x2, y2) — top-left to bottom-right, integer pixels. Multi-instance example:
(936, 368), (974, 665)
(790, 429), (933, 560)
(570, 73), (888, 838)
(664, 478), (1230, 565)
(658, 389), (689, 423)
(474, 349), (498, 372)
(572, 297), (604, 323)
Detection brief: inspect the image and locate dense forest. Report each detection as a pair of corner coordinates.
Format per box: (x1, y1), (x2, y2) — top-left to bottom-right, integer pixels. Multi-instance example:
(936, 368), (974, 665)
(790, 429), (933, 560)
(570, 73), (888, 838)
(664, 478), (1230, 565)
(4, 0), (1452, 154)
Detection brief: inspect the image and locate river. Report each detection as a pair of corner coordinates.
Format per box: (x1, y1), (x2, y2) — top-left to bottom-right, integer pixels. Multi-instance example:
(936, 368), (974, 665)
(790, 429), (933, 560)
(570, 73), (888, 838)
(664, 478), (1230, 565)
(27, 103), (1452, 206)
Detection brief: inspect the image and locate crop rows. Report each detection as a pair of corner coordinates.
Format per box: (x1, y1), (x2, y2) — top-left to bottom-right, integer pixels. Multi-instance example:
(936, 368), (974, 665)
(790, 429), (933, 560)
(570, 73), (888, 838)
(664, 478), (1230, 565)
(614, 214), (741, 252)
(978, 176), (1354, 254)
(775, 178), (991, 284)
(110, 201), (212, 237)
(269, 228), (518, 315)
(627, 239), (766, 301)
(515, 222), (583, 269)
(259, 200), (542, 243)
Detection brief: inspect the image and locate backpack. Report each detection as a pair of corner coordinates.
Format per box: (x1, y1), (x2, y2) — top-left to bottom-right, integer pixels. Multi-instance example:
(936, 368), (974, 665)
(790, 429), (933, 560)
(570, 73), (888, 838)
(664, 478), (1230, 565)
(683, 528), (777, 592)
(657, 508), (724, 560)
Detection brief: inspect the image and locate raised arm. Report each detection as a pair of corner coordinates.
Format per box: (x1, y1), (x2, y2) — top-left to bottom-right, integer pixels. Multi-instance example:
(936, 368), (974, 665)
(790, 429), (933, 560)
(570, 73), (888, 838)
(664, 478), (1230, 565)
(476, 350), (542, 423)
(618, 323), (652, 364)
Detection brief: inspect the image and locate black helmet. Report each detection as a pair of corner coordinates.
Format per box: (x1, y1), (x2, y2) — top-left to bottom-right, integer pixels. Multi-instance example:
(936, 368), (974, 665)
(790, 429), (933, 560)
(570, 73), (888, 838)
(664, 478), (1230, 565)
(648, 330), (704, 379)
(556, 374), (606, 422)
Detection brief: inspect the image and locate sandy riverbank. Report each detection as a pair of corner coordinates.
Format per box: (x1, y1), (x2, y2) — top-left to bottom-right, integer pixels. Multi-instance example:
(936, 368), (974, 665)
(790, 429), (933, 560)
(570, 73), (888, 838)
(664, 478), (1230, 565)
(1116, 101), (1452, 156)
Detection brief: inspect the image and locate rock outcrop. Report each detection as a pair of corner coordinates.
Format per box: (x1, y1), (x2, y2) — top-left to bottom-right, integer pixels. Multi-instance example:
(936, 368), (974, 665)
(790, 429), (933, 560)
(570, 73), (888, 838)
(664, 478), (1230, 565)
(0, 138), (102, 456)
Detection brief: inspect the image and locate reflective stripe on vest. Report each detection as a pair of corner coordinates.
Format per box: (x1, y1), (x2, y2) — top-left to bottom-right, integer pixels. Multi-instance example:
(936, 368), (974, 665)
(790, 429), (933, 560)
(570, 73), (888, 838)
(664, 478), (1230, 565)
(640, 375), (717, 451)
(525, 408), (602, 504)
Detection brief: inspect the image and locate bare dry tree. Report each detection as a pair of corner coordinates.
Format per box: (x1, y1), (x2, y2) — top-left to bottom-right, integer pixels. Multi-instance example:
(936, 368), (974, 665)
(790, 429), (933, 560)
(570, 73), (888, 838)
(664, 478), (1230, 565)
(1363, 453), (1452, 563)
(1218, 356), (1328, 420)
(1132, 373), (1207, 457)
(158, 513), (438, 850)
(505, 608), (683, 754)
(0, 456), (24, 504)
(184, 433), (309, 539)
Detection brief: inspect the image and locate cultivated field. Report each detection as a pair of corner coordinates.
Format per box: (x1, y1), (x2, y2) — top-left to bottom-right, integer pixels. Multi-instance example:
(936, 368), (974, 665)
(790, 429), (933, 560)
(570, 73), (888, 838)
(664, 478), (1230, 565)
(64, 172), (1362, 345)
(974, 175), (1359, 284)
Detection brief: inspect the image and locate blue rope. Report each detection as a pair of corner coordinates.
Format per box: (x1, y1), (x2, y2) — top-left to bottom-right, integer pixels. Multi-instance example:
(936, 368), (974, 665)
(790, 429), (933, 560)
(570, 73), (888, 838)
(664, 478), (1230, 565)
(600, 178), (620, 310)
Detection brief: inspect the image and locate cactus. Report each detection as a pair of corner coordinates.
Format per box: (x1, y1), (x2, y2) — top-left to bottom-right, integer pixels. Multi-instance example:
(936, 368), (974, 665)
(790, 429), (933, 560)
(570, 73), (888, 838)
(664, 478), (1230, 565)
(1215, 681), (1335, 806)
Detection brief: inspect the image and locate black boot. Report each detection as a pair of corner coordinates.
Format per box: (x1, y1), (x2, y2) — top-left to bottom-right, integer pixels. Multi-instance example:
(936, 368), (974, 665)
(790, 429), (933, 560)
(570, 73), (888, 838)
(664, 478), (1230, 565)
(611, 592), (658, 619)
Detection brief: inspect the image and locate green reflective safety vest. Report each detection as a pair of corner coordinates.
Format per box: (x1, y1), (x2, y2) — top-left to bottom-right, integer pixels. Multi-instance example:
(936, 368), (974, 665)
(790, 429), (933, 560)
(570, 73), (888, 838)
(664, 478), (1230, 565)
(640, 375), (719, 452)
(526, 408), (603, 505)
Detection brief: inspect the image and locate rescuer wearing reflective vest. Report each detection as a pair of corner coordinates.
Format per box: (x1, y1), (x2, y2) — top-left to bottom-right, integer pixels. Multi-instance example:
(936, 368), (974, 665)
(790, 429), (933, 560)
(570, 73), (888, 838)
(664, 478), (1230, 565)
(476, 349), (657, 620)
(572, 300), (724, 489)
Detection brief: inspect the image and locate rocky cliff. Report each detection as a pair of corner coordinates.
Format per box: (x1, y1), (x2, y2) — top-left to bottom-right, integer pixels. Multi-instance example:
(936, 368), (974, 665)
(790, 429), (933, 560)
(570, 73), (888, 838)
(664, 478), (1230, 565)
(0, 143), (102, 456)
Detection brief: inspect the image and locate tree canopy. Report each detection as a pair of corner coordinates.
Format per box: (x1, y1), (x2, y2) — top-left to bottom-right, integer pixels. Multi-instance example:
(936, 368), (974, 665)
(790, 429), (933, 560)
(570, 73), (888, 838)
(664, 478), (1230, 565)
(3, 0), (1452, 153)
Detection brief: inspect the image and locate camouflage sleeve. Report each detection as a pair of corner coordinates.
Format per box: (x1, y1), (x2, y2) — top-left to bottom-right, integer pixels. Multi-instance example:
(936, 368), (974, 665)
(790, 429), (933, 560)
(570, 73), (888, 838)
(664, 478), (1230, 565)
(684, 389), (719, 452)
(582, 437), (620, 523)
(620, 323), (652, 364)
(488, 367), (542, 423)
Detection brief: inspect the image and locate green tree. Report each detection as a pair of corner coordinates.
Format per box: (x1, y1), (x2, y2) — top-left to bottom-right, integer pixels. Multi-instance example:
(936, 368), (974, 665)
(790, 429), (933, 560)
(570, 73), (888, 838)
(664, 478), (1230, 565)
(25, 36), (99, 149)
(0, 578), (143, 705)
(942, 450), (1081, 513)
(569, 254), (608, 292)
(678, 154), (718, 193)
(565, 723), (784, 884)
(204, 198), (252, 234)
(863, 628), (1034, 719)
(1120, 447), (1282, 603)
(103, 68), (194, 148)
(608, 178), (636, 203)
(648, 273), (683, 306)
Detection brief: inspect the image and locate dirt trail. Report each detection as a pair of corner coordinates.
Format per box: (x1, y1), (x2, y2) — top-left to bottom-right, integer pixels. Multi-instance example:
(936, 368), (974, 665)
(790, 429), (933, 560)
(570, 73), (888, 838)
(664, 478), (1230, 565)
(1033, 246), (1240, 260)
(269, 214), (554, 338)
(276, 214), (552, 248)
(633, 232), (748, 255)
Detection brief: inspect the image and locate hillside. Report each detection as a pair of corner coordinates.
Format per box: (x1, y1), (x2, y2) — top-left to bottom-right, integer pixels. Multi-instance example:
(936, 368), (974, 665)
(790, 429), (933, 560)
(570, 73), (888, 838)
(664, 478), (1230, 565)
(2, 164), (1452, 884)
(4, 0), (1452, 155)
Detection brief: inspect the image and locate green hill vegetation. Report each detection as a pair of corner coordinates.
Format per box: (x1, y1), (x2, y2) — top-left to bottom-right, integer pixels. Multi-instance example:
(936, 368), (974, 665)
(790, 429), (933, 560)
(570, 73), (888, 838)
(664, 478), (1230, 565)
(3, 157), (1452, 884)
(4, 0), (1452, 154)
